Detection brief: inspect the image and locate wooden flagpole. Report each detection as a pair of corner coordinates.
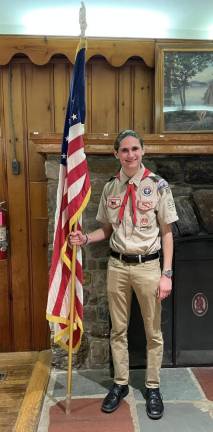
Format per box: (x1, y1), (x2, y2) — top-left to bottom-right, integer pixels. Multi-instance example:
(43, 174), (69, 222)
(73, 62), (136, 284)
(66, 222), (78, 415)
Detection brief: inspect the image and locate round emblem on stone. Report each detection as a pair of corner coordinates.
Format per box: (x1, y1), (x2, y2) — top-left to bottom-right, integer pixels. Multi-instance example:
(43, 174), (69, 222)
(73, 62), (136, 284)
(142, 185), (152, 196)
(192, 292), (208, 317)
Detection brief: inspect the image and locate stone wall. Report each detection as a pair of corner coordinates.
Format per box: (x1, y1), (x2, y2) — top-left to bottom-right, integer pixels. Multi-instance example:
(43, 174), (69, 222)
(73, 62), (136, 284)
(46, 154), (213, 369)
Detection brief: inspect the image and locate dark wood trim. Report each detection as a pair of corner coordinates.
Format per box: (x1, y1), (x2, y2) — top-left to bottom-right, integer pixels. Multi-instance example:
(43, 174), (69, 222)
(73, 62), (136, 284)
(30, 132), (213, 155)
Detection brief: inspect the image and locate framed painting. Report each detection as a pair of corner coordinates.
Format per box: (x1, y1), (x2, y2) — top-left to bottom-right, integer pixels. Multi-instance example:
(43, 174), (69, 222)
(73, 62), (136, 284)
(155, 42), (213, 133)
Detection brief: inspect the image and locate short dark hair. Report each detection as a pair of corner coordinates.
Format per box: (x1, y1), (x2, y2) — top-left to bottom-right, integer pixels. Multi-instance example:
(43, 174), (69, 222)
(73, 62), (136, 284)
(114, 129), (144, 152)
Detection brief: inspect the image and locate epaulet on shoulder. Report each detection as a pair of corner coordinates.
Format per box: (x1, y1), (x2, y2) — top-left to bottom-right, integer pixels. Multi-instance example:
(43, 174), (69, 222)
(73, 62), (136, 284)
(107, 176), (117, 183)
(149, 174), (161, 182)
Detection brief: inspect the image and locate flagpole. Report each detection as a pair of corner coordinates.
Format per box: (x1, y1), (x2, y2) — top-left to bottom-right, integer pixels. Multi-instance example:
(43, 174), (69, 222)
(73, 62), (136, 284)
(66, 222), (78, 415)
(65, 3), (87, 415)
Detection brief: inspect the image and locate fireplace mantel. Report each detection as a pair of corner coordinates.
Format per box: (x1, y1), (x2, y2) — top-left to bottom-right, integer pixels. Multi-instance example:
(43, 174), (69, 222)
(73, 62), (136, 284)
(30, 132), (213, 155)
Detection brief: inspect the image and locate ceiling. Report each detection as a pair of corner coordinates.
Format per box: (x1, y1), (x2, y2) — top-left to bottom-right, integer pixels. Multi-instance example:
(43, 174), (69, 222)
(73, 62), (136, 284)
(1, 0), (213, 39)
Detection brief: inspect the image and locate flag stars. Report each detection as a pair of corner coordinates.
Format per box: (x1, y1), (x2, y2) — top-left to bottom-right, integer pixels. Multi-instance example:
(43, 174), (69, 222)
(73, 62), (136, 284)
(47, 46), (89, 353)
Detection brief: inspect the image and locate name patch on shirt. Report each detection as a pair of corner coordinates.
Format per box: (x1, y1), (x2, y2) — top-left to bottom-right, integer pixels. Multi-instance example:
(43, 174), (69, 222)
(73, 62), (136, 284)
(137, 200), (153, 211)
(107, 197), (121, 209)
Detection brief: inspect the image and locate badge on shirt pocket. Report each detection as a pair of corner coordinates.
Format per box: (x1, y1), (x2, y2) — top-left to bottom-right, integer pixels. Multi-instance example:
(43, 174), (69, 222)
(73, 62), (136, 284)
(140, 215), (149, 228)
(107, 197), (121, 209)
(137, 200), (153, 211)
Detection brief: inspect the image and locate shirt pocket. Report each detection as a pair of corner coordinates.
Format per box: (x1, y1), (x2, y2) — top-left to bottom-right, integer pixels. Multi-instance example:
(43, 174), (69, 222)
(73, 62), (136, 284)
(136, 200), (158, 231)
(107, 196), (121, 224)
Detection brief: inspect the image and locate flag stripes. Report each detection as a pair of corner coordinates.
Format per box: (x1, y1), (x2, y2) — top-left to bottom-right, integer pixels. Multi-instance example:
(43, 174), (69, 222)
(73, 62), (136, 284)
(46, 40), (91, 352)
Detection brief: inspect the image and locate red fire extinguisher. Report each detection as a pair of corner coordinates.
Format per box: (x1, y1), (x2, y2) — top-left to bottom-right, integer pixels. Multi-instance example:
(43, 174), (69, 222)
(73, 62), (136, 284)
(0, 202), (8, 260)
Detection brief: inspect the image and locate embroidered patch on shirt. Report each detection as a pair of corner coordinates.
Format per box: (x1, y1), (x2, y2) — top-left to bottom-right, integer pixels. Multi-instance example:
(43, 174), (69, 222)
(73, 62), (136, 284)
(140, 216), (149, 227)
(157, 178), (169, 191)
(137, 200), (153, 211)
(142, 185), (153, 197)
(107, 197), (121, 209)
(167, 199), (175, 210)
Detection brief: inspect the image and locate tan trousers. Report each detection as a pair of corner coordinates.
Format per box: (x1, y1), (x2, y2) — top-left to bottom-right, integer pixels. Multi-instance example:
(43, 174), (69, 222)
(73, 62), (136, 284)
(107, 256), (163, 388)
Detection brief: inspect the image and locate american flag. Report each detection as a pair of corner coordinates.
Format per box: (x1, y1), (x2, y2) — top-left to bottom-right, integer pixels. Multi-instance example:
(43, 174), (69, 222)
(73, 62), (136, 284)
(46, 39), (91, 352)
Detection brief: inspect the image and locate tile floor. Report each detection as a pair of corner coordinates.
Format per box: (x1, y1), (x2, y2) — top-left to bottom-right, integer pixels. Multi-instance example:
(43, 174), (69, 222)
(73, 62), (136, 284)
(38, 367), (213, 431)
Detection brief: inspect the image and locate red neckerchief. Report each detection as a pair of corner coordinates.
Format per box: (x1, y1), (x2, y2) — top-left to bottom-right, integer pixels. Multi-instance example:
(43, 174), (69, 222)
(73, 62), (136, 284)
(117, 168), (151, 225)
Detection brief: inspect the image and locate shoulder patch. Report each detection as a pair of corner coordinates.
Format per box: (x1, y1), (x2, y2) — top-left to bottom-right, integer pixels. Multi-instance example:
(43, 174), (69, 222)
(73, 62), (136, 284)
(157, 178), (169, 193)
(157, 178), (169, 189)
(144, 172), (170, 193)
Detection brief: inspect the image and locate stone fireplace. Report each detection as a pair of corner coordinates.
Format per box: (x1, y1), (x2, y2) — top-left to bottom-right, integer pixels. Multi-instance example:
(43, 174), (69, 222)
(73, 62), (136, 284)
(42, 132), (213, 370)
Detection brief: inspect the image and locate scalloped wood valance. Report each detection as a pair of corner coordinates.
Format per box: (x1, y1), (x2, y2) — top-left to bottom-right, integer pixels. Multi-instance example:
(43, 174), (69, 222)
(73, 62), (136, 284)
(0, 36), (155, 67)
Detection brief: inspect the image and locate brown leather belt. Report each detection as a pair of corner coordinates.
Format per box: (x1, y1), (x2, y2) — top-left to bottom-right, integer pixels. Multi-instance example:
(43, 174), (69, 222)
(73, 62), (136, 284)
(110, 250), (159, 264)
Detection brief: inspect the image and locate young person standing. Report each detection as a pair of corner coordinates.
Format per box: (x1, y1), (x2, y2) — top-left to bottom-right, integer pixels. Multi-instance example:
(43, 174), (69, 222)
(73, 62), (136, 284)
(69, 130), (178, 419)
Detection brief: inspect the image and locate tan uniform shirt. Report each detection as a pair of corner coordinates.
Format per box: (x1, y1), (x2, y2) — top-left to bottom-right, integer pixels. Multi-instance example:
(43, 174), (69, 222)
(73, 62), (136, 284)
(96, 165), (179, 255)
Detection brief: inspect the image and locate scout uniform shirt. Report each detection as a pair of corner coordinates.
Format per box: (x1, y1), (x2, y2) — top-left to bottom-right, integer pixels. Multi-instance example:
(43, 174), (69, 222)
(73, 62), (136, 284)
(96, 165), (179, 255)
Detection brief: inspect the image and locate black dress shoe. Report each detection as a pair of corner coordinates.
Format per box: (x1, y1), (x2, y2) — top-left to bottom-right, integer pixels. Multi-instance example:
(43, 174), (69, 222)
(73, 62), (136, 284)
(145, 388), (164, 420)
(101, 383), (129, 413)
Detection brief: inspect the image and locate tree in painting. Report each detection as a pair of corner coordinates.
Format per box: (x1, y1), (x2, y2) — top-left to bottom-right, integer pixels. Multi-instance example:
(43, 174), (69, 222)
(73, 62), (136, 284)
(164, 51), (213, 109)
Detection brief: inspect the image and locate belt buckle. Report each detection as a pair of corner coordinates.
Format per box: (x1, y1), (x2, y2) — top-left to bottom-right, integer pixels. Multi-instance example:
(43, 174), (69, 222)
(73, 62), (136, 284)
(119, 253), (122, 261)
(138, 255), (142, 263)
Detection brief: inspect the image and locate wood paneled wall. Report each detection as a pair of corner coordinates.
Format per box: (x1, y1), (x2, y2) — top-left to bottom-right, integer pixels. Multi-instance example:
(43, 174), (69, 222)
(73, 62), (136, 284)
(0, 54), (154, 351)
(86, 57), (153, 134)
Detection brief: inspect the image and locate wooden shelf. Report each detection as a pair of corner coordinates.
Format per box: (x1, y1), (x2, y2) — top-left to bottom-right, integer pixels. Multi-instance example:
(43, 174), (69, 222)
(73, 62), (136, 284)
(0, 36), (154, 67)
(30, 132), (213, 155)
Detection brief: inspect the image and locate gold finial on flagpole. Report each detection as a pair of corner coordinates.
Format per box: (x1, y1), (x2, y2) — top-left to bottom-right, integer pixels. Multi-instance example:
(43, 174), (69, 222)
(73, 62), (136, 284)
(79, 2), (87, 38)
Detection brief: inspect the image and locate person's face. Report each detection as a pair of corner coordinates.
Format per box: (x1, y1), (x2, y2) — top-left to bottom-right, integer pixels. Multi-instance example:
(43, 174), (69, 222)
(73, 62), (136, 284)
(115, 135), (144, 177)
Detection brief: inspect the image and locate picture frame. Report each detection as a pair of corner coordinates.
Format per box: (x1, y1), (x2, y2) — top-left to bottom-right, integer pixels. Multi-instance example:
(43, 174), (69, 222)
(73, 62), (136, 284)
(155, 42), (213, 133)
